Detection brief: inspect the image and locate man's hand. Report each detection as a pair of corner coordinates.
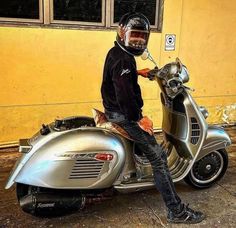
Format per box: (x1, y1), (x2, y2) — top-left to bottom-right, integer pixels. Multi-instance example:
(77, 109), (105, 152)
(138, 116), (154, 135)
(137, 68), (151, 78)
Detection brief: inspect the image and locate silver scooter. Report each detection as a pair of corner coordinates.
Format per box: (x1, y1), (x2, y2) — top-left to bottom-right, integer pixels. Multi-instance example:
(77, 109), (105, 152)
(5, 53), (231, 216)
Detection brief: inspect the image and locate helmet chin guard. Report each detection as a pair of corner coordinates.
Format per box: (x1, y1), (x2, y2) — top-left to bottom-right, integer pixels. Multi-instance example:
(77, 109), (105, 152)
(116, 12), (150, 56)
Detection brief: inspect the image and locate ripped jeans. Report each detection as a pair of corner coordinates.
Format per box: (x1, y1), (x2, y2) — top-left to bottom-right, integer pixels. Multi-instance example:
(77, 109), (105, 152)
(105, 111), (182, 212)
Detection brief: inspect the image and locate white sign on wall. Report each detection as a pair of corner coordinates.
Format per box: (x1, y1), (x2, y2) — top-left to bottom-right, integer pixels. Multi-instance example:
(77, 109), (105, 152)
(165, 34), (176, 51)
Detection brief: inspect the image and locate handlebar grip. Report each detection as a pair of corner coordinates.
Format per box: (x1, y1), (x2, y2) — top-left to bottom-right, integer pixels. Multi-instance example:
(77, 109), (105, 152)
(147, 68), (159, 80)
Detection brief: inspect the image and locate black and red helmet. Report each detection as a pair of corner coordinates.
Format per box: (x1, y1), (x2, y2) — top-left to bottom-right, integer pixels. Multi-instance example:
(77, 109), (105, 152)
(116, 12), (150, 56)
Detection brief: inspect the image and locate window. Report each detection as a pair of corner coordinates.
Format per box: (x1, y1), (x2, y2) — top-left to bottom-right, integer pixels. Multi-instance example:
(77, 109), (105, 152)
(0, 0), (43, 23)
(112, 0), (158, 27)
(52, 0), (105, 25)
(0, 0), (163, 31)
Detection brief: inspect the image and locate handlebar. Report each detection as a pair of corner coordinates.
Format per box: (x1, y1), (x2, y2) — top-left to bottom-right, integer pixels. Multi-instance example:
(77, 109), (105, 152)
(141, 51), (192, 98)
(147, 68), (159, 81)
(146, 61), (193, 99)
(183, 85), (195, 92)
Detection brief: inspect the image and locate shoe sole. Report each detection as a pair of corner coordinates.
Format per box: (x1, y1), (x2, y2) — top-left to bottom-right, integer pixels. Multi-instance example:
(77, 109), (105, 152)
(167, 215), (206, 224)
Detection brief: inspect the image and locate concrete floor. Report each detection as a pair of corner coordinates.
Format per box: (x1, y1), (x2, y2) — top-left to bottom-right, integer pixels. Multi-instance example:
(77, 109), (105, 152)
(0, 126), (235, 228)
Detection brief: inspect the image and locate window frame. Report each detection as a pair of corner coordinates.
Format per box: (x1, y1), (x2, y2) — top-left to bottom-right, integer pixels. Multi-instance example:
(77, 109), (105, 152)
(0, 0), (163, 31)
(0, 0), (43, 23)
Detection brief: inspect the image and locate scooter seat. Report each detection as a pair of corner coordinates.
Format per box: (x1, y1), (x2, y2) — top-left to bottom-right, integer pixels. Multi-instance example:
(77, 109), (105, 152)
(92, 108), (133, 141)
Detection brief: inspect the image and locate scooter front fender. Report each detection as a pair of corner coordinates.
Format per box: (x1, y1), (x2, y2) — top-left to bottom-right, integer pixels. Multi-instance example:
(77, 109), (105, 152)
(196, 125), (231, 161)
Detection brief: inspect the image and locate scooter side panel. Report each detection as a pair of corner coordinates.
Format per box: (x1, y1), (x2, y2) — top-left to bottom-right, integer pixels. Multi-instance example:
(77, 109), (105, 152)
(12, 128), (127, 189)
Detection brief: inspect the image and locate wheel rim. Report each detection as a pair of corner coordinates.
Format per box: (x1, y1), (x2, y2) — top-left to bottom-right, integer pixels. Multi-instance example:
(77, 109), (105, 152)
(191, 151), (224, 184)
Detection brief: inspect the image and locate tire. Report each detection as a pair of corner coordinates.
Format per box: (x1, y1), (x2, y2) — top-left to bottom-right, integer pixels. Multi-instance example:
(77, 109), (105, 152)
(184, 149), (228, 189)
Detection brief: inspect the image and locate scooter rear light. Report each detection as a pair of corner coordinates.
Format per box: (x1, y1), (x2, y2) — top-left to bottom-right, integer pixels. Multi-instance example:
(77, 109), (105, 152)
(95, 153), (113, 161)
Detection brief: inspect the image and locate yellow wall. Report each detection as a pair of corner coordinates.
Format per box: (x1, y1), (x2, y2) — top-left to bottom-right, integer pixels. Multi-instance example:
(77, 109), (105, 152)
(0, 0), (236, 144)
(179, 0), (236, 124)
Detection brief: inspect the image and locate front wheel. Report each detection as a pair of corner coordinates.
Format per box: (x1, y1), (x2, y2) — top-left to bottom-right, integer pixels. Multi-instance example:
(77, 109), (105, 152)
(184, 149), (228, 189)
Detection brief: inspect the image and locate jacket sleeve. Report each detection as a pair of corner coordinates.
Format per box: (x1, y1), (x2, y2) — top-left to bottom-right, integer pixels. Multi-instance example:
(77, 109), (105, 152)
(111, 58), (142, 121)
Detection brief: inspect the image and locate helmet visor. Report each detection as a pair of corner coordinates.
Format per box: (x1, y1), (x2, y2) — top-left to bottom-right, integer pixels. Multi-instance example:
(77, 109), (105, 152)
(124, 30), (149, 49)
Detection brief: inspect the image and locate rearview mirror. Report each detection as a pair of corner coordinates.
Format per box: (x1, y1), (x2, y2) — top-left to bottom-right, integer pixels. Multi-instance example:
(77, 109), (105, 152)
(141, 49), (149, 60)
(141, 49), (158, 68)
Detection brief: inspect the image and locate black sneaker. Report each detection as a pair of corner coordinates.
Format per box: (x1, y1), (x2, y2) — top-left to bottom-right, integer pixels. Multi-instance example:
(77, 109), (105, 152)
(167, 204), (205, 224)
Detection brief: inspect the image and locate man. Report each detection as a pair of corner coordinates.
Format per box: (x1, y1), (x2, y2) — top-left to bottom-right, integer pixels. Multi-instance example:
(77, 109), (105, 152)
(101, 12), (205, 224)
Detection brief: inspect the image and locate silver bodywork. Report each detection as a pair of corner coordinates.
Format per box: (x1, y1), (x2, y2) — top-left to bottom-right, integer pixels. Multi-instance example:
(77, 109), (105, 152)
(6, 127), (135, 189)
(5, 59), (231, 193)
(160, 91), (230, 182)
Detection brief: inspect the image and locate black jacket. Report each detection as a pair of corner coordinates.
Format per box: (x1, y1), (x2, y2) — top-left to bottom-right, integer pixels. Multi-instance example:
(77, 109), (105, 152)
(101, 42), (143, 121)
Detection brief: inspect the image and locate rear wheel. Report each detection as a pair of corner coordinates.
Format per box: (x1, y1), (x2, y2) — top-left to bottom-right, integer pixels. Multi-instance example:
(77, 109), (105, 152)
(184, 149), (228, 189)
